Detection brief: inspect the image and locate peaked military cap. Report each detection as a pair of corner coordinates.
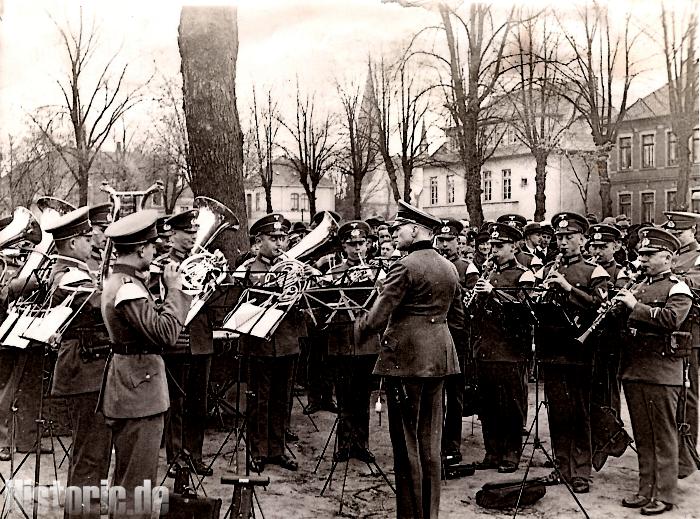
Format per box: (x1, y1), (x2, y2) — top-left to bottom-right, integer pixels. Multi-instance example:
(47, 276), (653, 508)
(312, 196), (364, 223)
(392, 200), (441, 231)
(312, 210), (340, 226)
(88, 203), (113, 228)
(637, 227), (681, 254)
(365, 215), (386, 229)
(291, 221), (309, 233)
(475, 231), (490, 245)
(661, 211), (700, 231)
(250, 213), (290, 237)
(488, 222), (523, 244)
(552, 212), (589, 235)
(615, 214), (631, 229)
(338, 220), (370, 243)
(45, 206), (92, 241)
(497, 214), (527, 230)
(105, 209), (159, 245)
(523, 222), (542, 237)
(434, 218), (463, 239)
(156, 215), (173, 237)
(587, 223), (621, 245)
(167, 209), (199, 233)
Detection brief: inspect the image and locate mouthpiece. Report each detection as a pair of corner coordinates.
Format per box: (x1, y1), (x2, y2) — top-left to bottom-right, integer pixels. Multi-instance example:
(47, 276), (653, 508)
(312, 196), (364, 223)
(375, 398), (382, 413)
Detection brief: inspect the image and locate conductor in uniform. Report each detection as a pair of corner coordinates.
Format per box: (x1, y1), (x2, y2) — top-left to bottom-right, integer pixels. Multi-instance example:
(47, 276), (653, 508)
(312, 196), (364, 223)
(100, 210), (191, 519)
(326, 220), (380, 463)
(86, 203), (112, 273)
(356, 200), (462, 519)
(45, 207), (112, 518)
(616, 227), (694, 515)
(472, 222), (535, 473)
(535, 212), (609, 493)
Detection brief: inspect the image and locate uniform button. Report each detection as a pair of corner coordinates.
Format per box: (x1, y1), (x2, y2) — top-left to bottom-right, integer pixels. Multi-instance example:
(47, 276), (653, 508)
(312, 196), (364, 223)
(430, 318), (435, 323)
(146, 374), (151, 380)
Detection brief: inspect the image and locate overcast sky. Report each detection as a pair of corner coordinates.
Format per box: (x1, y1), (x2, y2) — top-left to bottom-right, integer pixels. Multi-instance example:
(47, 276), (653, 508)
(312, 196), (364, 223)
(0, 0), (686, 150)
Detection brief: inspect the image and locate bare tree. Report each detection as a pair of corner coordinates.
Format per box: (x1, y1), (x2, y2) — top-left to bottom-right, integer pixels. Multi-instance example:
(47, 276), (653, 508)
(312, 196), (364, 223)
(279, 84), (339, 217)
(438, 3), (515, 227)
(30, 8), (148, 205)
(507, 8), (578, 221)
(337, 82), (380, 219)
(661, 1), (698, 210)
(563, 148), (597, 214)
(250, 86), (280, 214)
(555, 2), (639, 218)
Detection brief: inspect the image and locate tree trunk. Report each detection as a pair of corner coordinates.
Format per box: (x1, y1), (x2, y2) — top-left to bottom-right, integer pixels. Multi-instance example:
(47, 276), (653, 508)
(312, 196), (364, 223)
(179, 6), (248, 258)
(307, 188), (317, 218)
(595, 149), (613, 218)
(533, 151), (548, 222)
(352, 176), (363, 219)
(463, 111), (484, 228)
(379, 147), (401, 202)
(78, 160), (89, 206)
(673, 123), (693, 210)
(264, 185), (273, 213)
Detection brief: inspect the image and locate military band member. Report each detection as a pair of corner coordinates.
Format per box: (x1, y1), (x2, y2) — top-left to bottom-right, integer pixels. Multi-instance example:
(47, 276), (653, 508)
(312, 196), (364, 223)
(661, 211), (700, 479)
(45, 207), (112, 519)
(472, 223), (535, 473)
(616, 228), (693, 515)
(100, 210), (191, 519)
(238, 214), (306, 471)
(155, 215), (174, 257)
(535, 212), (609, 493)
(326, 221), (380, 463)
(160, 209), (215, 477)
(434, 218), (475, 464)
(86, 203), (112, 273)
(356, 201), (462, 519)
(497, 214), (542, 271)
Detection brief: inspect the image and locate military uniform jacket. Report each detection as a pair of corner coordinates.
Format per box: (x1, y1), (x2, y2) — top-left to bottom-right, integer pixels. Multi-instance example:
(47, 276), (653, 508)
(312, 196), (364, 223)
(100, 263), (191, 419)
(516, 250), (543, 271)
(446, 254), (471, 352)
(238, 254), (307, 357)
(620, 271), (693, 386)
(325, 259), (380, 356)
(358, 241), (462, 378)
(49, 256), (108, 396)
(451, 256), (479, 291)
(600, 259), (630, 289)
(671, 240), (700, 347)
(86, 246), (102, 274)
(475, 259), (535, 362)
(535, 254), (609, 364)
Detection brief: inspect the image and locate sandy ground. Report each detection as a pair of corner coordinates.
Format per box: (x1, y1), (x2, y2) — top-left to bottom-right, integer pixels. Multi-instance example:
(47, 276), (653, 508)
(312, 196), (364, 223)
(1, 383), (700, 518)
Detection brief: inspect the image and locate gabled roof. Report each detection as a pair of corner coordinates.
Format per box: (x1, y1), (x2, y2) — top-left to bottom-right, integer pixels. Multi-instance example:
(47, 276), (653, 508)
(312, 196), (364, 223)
(624, 85), (670, 120)
(244, 157), (335, 190)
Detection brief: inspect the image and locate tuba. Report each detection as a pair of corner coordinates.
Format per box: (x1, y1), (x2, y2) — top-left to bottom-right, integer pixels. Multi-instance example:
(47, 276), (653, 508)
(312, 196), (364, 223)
(0, 207), (43, 285)
(178, 196), (240, 325)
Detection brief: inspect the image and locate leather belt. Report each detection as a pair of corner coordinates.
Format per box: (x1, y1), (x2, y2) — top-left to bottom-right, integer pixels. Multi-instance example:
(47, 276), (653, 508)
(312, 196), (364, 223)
(111, 342), (162, 355)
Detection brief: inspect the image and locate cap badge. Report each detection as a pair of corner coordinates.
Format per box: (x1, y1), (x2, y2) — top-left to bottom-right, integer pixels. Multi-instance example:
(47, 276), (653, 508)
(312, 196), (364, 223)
(507, 222), (518, 227)
(163, 224), (171, 232)
(559, 219), (569, 228)
(491, 231), (500, 239)
(641, 238), (650, 247)
(351, 229), (361, 238)
(667, 220), (676, 229)
(273, 222), (282, 230)
(441, 226), (450, 234)
(593, 233), (602, 240)
(351, 223), (357, 228)
(106, 213), (113, 223)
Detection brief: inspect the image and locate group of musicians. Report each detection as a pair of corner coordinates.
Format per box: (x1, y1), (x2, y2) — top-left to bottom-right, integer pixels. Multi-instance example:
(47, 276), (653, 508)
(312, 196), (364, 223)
(0, 197), (696, 519)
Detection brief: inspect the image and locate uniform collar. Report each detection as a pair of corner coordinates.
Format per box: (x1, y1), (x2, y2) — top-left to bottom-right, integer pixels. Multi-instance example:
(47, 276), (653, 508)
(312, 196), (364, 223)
(113, 263), (149, 281)
(645, 269), (672, 284)
(169, 247), (188, 263)
(347, 257), (362, 267)
(677, 240), (700, 255)
(496, 257), (517, 271)
(53, 255), (90, 272)
(600, 258), (617, 269)
(256, 253), (279, 266)
(407, 240), (433, 253)
(91, 246), (102, 260)
(562, 253), (582, 266)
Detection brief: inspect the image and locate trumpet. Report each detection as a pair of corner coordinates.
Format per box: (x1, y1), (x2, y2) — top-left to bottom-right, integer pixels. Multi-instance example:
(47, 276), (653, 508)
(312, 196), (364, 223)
(576, 271), (640, 344)
(463, 255), (495, 312)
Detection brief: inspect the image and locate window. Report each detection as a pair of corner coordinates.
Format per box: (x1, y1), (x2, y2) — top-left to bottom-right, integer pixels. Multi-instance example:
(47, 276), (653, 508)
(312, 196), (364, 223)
(446, 175), (455, 204)
(291, 193), (299, 211)
(502, 169), (512, 200)
(246, 193), (252, 216)
(641, 192), (655, 223)
(666, 190), (677, 211)
(255, 192), (261, 212)
(641, 134), (655, 168)
(693, 129), (700, 163)
(618, 193), (632, 218)
(483, 171), (492, 202)
(693, 189), (700, 213)
(619, 136), (632, 170)
(506, 126), (518, 145)
(430, 177), (438, 205)
(667, 132), (678, 166)
(300, 194), (309, 212)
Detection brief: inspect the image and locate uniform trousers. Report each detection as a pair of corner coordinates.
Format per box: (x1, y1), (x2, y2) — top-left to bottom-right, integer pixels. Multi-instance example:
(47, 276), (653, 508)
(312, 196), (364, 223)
(64, 392), (112, 519)
(248, 355), (296, 459)
(543, 363), (592, 481)
(386, 377), (443, 519)
(623, 381), (680, 504)
(678, 348), (699, 477)
(477, 361), (526, 465)
(107, 413), (164, 519)
(302, 336), (334, 406)
(330, 354), (376, 451)
(441, 354), (465, 456)
(164, 354), (211, 463)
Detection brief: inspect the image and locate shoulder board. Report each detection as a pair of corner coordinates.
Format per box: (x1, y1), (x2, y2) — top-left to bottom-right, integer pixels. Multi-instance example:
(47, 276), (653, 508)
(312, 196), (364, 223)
(530, 256), (543, 267)
(58, 268), (93, 289)
(466, 262), (480, 275)
(519, 270), (536, 284)
(115, 281), (149, 306)
(669, 278), (693, 298)
(616, 268), (631, 280)
(232, 257), (256, 279)
(584, 258), (599, 266)
(591, 265), (610, 280)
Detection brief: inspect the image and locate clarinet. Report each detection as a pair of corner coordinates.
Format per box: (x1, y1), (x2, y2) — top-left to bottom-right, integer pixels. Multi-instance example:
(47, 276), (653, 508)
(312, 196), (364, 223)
(534, 252), (563, 303)
(463, 255), (495, 312)
(576, 270), (641, 344)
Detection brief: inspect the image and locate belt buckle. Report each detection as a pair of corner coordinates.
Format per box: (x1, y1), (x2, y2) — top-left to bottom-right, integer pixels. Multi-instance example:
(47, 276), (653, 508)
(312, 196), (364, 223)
(629, 328), (638, 337)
